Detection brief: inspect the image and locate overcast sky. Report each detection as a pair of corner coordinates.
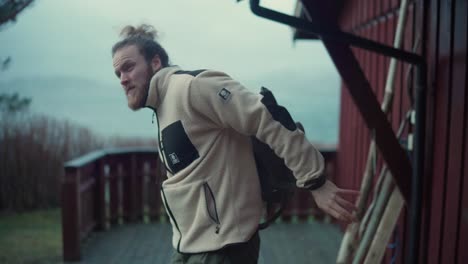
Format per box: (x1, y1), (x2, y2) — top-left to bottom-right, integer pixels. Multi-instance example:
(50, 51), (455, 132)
(0, 0), (341, 143)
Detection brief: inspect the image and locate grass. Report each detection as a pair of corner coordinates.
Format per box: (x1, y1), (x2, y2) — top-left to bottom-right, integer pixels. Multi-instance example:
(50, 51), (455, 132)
(0, 208), (62, 264)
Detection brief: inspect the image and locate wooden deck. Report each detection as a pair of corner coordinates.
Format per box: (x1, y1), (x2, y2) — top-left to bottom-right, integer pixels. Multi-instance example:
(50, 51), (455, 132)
(76, 220), (342, 264)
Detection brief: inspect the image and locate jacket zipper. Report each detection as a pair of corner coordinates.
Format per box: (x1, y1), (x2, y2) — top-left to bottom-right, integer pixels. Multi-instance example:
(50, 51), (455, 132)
(161, 186), (182, 252)
(203, 182), (221, 234)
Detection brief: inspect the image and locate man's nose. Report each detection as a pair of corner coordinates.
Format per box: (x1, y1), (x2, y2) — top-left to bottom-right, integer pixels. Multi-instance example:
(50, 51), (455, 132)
(120, 74), (129, 86)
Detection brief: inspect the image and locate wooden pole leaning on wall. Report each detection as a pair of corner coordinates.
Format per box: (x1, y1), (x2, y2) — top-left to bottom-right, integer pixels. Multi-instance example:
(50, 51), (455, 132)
(336, 0), (410, 262)
(363, 187), (404, 264)
(359, 166), (387, 238)
(352, 170), (394, 264)
(336, 143), (377, 263)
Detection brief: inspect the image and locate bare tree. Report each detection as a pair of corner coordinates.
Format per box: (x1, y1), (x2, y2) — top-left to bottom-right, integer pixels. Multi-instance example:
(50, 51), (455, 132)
(0, 92), (31, 113)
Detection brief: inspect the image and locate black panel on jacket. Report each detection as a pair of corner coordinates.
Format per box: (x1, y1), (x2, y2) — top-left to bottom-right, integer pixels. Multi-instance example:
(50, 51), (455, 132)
(161, 121), (200, 174)
(260, 87), (297, 132)
(174, 69), (206, 77)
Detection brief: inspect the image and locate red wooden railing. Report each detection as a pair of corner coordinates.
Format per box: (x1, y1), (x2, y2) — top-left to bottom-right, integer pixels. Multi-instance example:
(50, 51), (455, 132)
(61, 147), (336, 261)
(61, 148), (164, 261)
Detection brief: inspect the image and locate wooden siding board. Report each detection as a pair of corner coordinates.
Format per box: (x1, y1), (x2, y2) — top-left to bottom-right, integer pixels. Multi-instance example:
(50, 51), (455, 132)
(358, 45), (363, 190)
(378, 19), (385, 106)
(337, 84), (346, 188)
(441, 1), (461, 263)
(443, 0), (467, 263)
(337, 83), (343, 186)
(347, 84), (352, 188)
(363, 26), (371, 192)
(352, 47), (358, 189)
(351, 84), (356, 189)
(356, 0), (361, 27)
(340, 85), (346, 188)
(353, 77), (357, 189)
(348, 84), (353, 189)
(459, 54), (468, 264)
(383, 0), (389, 14)
(376, 0), (381, 18)
(419, 0), (439, 263)
(360, 0), (365, 24)
(353, 47), (361, 189)
(365, 26), (372, 184)
(341, 81), (350, 188)
(351, 0), (355, 29)
(364, 0), (369, 24)
(347, 78), (353, 189)
(359, 29), (368, 190)
(354, 0), (359, 28)
(412, 1), (431, 261)
(427, 0), (452, 262)
(344, 85), (351, 189)
(358, 42), (364, 188)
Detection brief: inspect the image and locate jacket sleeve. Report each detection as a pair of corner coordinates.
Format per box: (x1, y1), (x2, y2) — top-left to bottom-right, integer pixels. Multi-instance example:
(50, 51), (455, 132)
(189, 70), (326, 190)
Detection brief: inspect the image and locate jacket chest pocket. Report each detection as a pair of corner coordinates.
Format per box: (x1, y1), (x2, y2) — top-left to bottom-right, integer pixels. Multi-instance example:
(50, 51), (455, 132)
(161, 120), (200, 174)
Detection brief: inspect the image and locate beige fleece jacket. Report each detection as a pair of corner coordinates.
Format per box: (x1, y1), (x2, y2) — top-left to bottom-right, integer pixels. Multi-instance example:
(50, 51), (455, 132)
(145, 66), (325, 253)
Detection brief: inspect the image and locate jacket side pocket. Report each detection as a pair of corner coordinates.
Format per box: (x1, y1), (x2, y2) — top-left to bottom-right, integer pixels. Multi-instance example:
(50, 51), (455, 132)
(203, 182), (221, 234)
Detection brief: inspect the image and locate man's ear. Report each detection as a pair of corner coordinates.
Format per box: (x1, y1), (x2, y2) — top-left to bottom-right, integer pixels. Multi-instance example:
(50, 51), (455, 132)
(151, 55), (162, 73)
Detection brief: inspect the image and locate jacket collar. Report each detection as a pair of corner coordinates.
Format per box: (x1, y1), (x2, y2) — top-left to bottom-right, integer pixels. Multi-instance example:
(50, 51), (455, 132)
(145, 66), (181, 109)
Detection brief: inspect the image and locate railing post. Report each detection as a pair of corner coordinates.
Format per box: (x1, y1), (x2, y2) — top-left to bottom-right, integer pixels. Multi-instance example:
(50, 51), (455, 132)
(123, 154), (138, 222)
(135, 156), (144, 221)
(149, 157), (164, 221)
(109, 160), (120, 226)
(94, 160), (106, 231)
(296, 188), (314, 220)
(129, 154), (137, 222)
(122, 159), (130, 222)
(61, 167), (81, 261)
(281, 197), (294, 222)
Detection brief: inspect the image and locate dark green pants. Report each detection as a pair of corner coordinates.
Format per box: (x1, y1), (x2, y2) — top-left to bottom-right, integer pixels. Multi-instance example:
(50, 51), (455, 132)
(171, 232), (260, 264)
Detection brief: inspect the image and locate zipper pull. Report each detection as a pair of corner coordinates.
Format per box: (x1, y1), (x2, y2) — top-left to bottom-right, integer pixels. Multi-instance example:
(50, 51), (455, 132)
(152, 111), (155, 124)
(215, 225), (220, 234)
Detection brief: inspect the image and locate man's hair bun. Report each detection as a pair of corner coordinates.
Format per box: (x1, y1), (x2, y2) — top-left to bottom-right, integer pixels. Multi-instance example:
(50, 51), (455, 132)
(112, 24), (170, 67)
(120, 24), (158, 40)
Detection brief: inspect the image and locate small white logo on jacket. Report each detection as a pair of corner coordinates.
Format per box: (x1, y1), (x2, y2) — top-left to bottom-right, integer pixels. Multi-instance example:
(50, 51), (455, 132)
(218, 88), (231, 102)
(169, 153), (180, 165)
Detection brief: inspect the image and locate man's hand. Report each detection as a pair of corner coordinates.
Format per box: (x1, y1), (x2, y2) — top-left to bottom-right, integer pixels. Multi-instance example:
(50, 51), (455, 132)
(310, 180), (359, 223)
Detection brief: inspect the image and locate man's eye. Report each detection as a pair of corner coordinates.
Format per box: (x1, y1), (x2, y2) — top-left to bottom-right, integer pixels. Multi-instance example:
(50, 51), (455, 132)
(124, 65), (134, 72)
